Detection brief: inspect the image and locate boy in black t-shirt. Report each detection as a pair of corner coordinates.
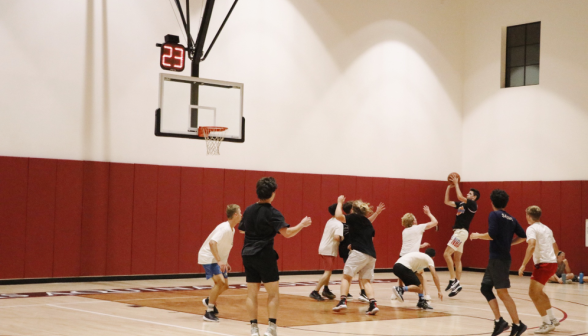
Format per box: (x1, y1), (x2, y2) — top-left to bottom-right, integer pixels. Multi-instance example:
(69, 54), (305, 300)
(443, 175), (480, 297)
(240, 177), (312, 336)
(470, 189), (527, 336)
(332, 196), (385, 315)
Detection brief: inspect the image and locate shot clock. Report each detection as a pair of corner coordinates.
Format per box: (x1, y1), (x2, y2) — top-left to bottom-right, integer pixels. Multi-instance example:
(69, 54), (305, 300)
(158, 35), (186, 72)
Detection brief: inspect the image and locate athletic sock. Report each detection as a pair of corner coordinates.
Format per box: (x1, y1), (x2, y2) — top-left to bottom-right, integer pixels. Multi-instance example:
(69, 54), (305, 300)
(546, 308), (555, 320)
(402, 286), (409, 291)
(360, 289), (366, 295)
(269, 318), (277, 324)
(495, 319), (500, 323)
(418, 293), (424, 300)
(542, 315), (550, 324)
(207, 303), (215, 312)
(250, 320), (258, 325)
(324, 286), (330, 291)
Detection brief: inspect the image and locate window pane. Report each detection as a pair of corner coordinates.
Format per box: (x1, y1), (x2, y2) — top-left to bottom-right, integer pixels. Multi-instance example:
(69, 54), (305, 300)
(526, 65), (539, 85)
(526, 22), (541, 44)
(507, 25), (526, 47)
(526, 44), (540, 65)
(508, 67), (525, 87)
(508, 46), (525, 67)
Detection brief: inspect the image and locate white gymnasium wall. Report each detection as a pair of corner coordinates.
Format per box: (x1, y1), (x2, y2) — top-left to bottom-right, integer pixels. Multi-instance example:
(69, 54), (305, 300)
(0, 0), (464, 180)
(461, 0), (588, 181)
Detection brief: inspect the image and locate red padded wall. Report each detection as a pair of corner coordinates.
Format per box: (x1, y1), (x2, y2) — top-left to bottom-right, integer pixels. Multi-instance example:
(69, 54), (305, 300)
(178, 167), (203, 273)
(200, 168), (225, 270)
(540, 182), (561, 243)
(372, 177), (390, 268)
(281, 173), (303, 271)
(53, 160), (83, 277)
(387, 179), (406, 267)
(272, 171), (286, 270)
(80, 161), (110, 276)
(132, 164), (158, 274)
(301, 174), (322, 270)
(224, 169), (245, 273)
(24, 160), (56, 276)
(560, 181), (583, 274)
(0, 157), (28, 279)
(24, 159), (57, 278)
(105, 163), (134, 276)
(155, 165), (181, 274)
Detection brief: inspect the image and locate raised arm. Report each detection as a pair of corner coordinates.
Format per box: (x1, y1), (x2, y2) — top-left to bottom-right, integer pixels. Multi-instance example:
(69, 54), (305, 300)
(368, 202), (385, 223)
(444, 185), (456, 207)
(422, 206), (438, 230)
(470, 232), (492, 241)
(335, 195), (346, 223)
(451, 176), (467, 203)
(519, 239), (536, 276)
(279, 216), (312, 238)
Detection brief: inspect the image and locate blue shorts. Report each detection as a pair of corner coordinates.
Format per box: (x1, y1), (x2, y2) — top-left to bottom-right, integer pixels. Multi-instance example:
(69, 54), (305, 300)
(203, 263), (228, 280)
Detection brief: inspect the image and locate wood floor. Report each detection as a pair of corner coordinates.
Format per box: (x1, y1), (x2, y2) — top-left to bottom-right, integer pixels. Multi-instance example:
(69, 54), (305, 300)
(1, 271), (587, 336)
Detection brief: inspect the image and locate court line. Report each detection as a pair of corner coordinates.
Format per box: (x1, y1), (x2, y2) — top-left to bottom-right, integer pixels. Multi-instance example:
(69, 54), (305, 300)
(47, 304), (238, 336)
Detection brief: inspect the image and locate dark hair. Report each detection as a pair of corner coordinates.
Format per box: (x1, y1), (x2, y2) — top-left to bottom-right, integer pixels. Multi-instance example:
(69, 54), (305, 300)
(256, 177), (277, 200)
(490, 189), (509, 209)
(342, 201), (353, 214)
(425, 248), (436, 258)
(470, 188), (480, 201)
(328, 203), (337, 216)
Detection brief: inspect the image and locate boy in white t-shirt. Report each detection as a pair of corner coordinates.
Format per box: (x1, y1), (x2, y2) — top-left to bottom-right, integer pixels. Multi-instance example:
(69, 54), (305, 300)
(518, 206), (560, 334)
(397, 206), (438, 299)
(392, 249), (443, 309)
(309, 203), (344, 301)
(198, 204), (242, 322)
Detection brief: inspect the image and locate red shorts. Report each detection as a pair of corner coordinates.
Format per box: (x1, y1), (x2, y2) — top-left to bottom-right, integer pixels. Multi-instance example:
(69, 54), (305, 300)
(320, 255), (337, 271)
(531, 263), (558, 285)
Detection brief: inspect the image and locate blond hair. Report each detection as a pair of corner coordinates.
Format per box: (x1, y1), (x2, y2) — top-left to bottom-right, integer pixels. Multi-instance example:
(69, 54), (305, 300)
(525, 205), (542, 222)
(352, 200), (373, 217)
(226, 204), (241, 219)
(401, 213), (416, 228)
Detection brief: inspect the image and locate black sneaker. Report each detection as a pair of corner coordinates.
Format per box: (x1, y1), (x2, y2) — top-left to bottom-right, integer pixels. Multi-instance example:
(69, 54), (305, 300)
(417, 299), (433, 310)
(509, 321), (527, 336)
(203, 311), (219, 322)
(392, 286), (404, 302)
(366, 301), (379, 315)
(445, 279), (455, 291)
(491, 317), (509, 336)
(346, 293), (353, 299)
(321, 288), (336, 300)
(332, 298), (347, 311)
(202, 297), (219, 314)
(309, 290), (325, 301)
(358, 293), (370, 303)
(448, 284), (462, 297)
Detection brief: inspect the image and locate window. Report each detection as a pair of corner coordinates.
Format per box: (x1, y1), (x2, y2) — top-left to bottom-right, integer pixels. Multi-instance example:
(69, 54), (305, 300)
(505, 22), (540, 87)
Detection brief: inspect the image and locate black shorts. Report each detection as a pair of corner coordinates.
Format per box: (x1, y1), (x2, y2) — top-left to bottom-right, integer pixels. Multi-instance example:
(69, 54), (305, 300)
(243, 248), (280, 283)
(482, 259), (511, 289)
(393, 263), (421, 287)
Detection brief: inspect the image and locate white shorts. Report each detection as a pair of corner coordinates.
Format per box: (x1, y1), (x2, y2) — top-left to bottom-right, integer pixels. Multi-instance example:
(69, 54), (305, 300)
(447, 229), (468, 253)
(343, 250), (376, 281)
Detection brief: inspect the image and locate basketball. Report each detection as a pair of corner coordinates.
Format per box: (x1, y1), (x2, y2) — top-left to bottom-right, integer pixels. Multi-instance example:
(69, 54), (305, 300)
(448, 172), (461, 184)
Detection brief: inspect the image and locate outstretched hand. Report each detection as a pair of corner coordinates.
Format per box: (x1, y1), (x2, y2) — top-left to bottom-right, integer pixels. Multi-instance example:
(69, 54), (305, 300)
(438, 292), (443, 301)
(300, 216), (312, 227)
(423, 205), (431, 215)
(375, 202), (385, 214)
(338, 195), (346, 204)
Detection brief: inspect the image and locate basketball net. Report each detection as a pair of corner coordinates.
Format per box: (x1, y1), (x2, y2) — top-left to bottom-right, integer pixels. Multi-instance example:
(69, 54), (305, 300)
(198, 127), (228, 155)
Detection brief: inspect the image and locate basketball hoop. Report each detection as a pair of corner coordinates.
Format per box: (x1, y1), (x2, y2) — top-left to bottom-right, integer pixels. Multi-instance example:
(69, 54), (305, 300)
(198, 126), (228, 155)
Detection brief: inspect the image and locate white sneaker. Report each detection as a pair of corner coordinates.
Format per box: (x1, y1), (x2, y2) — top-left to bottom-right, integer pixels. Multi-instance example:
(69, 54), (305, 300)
(550, 318), (560, 327)
(424, 295), (432, 302)
(534, 322), (555, 334)
(251, 323), (260, 336)
(264, 322), (277, 336)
